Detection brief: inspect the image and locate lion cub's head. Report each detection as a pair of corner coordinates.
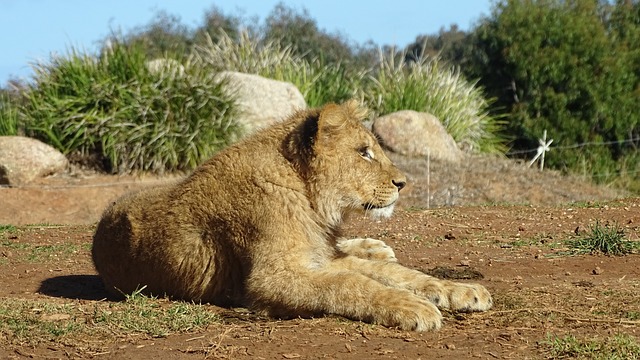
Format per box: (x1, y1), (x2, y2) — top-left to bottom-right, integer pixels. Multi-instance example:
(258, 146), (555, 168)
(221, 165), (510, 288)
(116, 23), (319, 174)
(285, 100), (407, 226)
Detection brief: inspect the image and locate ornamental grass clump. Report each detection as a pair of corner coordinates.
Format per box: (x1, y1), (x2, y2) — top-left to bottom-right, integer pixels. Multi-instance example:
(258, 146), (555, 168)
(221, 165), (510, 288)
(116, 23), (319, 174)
(0, 93), (19, 136)
(366, 48), (505, 154)
(192, 31), (363, 107)
(20, 41), (238, 174)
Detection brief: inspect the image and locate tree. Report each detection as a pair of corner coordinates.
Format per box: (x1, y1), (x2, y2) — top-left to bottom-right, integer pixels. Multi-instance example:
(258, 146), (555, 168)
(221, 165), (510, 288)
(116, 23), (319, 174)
(122, 11), (193, 59)
(263, 3), (355, 66)
(193, 5), (245, 45)
(404, 25), (472, 68)
(467, 0), (639, 180)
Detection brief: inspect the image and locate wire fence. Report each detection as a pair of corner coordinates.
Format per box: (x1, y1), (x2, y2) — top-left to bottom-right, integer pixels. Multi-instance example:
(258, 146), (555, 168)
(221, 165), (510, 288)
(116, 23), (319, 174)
(1, 134), (639, 190)
(506, 133), (640, 176)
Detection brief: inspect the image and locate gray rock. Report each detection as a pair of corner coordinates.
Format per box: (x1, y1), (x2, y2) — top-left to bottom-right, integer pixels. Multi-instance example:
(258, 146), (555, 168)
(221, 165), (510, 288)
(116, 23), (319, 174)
(0, 136), (68, 186)
(220, 71), (306, 136)
(373, 110), (462, 162)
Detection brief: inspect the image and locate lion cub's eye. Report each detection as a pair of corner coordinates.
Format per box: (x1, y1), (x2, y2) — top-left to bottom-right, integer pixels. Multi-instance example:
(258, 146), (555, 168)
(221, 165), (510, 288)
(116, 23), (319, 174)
(358, 146), (374, 161)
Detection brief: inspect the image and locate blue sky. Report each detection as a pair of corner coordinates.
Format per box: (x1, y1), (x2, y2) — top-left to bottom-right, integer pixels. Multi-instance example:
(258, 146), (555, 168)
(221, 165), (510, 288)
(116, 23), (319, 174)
(0, 0), (493, 83)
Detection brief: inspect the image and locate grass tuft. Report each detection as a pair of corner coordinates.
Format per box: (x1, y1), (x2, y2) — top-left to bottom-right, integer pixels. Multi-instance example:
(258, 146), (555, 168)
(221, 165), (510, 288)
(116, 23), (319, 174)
(192, 30), (364, 107)
(568, 220), (636, 256)
(542, 333), (640, 360)
(19, 40), (239, 174)
(365, 47), (506, 154)
(0, 294), (220, 347)
(94, 286), (219, 338)
(0, 93), (20, 136)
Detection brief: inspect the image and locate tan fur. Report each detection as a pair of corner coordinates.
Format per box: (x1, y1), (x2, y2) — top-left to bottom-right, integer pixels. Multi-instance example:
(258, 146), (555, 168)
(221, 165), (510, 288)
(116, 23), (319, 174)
(92, 100), (492, 331)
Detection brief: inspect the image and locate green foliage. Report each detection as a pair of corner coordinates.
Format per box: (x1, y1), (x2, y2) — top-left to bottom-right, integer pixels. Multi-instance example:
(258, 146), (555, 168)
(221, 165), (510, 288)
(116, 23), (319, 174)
(468, 0), (640, 185)
(20, 41), (238, 174)
(0, 224), (17, 232)
(121, 10), (193, 59)
(568, 220), (636, 256)
(0, 295), (219, 346)
(263, 3), (355, 67)
(542, 333), (640, 360)
(0, 92), (19, 136)
(94, 287), (219, 337)
(366, 48), (506, 153)
(2, 3), (508, 176)
(404, 25), (474, 68)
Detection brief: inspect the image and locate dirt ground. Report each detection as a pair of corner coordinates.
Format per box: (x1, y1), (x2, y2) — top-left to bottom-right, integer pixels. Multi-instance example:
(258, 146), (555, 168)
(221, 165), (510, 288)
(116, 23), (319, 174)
(0, 155), (638, 359)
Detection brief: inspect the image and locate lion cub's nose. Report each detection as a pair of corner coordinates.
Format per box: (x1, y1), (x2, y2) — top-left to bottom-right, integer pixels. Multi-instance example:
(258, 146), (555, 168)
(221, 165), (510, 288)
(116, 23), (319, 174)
(392, 179), (406, 191)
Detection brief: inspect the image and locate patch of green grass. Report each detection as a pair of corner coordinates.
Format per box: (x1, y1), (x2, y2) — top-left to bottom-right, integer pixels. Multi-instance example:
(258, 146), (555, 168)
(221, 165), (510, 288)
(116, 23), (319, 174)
(0, 224), (17, 235)
(94, 286), (219, 338)
(0, 300), (80, 345)
(567, 220), (636, 256)
(26, 243), (85, 262)
(0, 240), (90, 263)
(542, 333), (640, 360)
(625, 311), (640, 321)
(0, 293), (220, 347)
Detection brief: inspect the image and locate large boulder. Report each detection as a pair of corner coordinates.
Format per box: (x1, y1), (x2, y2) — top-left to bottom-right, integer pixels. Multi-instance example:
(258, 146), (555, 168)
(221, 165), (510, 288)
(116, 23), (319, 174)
(0, 136), (68, 186)
(373, 110), (463, 162)
(221, 71), (306, 136)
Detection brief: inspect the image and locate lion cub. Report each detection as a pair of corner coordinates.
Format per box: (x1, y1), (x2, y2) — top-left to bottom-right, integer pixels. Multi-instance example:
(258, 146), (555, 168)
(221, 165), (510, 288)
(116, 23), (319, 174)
(92, 100), (492, 331)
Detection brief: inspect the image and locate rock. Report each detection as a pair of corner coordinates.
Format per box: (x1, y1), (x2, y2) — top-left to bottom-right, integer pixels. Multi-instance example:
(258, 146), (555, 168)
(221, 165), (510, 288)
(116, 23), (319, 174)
(220, 71), (306, 136)
(373, 110), (463, 162)
(592, 266), (603, 275)
(0, 136), (68, 186)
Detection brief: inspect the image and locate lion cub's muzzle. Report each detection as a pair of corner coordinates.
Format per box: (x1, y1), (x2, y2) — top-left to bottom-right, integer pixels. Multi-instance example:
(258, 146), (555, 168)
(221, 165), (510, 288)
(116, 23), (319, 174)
(392, 179), (406, 191)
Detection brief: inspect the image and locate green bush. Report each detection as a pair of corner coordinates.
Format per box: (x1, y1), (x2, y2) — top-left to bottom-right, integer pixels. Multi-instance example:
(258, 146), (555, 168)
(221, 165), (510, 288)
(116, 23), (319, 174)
(469, 0), (640, 184)
(366, 48), (505, 154)
(20, 42), (238, 174)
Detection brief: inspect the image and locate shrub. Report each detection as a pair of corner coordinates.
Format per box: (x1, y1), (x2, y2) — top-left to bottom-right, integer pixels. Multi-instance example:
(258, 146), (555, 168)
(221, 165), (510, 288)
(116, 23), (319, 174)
(468, 0), (640, 185)
(20, 41), (238, 174)
(366, 48), (505, 154)
(192, 31), (364, 107)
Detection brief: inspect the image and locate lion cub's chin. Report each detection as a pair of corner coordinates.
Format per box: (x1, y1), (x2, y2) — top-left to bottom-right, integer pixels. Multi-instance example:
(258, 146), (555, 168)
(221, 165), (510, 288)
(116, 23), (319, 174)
(364, 204), (396, 219)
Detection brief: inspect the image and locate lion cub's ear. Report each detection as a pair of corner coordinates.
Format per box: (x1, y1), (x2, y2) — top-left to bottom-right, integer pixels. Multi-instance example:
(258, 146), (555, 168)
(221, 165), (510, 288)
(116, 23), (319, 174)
(317, 103), (346, 130)
(317, 100), (368, 135)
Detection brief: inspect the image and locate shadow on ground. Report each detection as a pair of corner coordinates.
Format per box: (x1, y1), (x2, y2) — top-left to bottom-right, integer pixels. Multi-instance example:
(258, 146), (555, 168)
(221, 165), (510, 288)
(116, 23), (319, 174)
(38, 275), (113, 301)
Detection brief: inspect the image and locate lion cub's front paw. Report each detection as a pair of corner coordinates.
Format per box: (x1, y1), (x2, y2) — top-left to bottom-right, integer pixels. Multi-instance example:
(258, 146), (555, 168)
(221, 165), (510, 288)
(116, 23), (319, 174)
(417, 280), (493, 312)
(445, 283), (493, 312)
(374, 290), (442, 331)
(336, 238), (397, 262)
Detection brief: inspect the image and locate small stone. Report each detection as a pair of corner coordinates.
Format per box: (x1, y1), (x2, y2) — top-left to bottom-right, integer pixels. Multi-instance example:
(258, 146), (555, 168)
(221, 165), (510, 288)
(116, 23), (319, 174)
(459, 259), (471, 267)
(592, 267), (604, 275)
(445, 343), (456, 350)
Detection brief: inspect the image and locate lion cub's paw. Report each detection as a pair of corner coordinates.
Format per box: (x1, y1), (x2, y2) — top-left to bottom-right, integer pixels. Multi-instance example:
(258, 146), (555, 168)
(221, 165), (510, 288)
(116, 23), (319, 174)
(431, 283), (492, 312)
(336, 238), (397, 262)
(446, 283), (493, 312)
(376, 291), (442, 331)
(416, 280), (492, 312)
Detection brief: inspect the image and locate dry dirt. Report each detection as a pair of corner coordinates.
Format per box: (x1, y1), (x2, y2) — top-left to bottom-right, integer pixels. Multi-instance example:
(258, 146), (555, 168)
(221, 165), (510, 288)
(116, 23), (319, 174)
(0, 155), (638, 359)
